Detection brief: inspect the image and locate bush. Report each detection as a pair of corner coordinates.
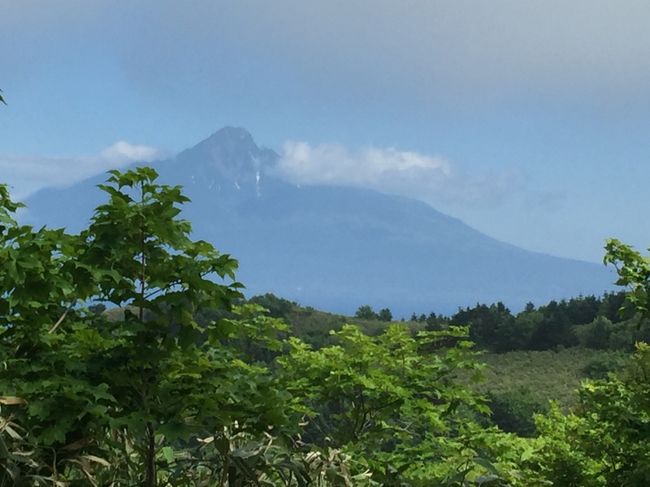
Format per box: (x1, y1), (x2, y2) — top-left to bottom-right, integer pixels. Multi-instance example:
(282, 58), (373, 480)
(488, 388), (547, 437)
(581, 353), (627, 379)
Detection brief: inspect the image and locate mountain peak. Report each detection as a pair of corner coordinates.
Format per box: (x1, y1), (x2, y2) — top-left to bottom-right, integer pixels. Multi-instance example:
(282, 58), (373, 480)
(190, 126), (258, 157)
(171, 127), (278, 191)
(204, 126), (256, 147)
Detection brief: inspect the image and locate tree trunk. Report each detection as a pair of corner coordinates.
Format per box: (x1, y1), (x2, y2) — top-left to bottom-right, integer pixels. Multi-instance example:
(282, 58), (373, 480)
(145, 422), (156, 487)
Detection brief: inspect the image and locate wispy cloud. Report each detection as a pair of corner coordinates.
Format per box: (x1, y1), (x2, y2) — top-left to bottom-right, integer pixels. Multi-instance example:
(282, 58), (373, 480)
(0, 142), (160, 200)
(273, 141), (522, 208)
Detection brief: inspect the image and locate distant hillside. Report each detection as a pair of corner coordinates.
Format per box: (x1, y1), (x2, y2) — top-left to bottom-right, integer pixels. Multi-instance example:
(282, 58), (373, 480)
(23, 127), (614, 315)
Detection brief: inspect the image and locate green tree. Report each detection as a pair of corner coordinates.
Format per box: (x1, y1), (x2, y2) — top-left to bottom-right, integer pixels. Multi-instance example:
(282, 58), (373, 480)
(279, 325), (541, 485)
(425, 311), (443, 330)
(487, 387), (546, 437)
(568, 295), (600, 325)
(575, 316), (615, 350)
(249, 293), (295, 318)
(0, 170), (292, 485)
(535, 344), (650, 486)
(0, 183), (114, 483)
(354, 304), (377, 320)
(530, 300), (578, 349)
(453, 303), (515, 351)
(377, 307), (393, 322)
(604, 239), (650, 319)
(598, 291), (628, 322)
(81, 168), (295, 486)
(531, 239), (650, 485)
(496, 309), (542, 351)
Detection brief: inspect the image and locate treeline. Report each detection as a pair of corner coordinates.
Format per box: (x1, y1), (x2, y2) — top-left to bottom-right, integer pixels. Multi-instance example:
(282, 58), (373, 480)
(263, 292), (645, 353)
(354, 292), (645, 353)
(446, 293), (648, 352)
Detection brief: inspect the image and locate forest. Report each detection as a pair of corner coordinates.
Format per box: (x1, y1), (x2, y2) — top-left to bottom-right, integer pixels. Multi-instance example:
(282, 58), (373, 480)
(2, 167), (650, 486)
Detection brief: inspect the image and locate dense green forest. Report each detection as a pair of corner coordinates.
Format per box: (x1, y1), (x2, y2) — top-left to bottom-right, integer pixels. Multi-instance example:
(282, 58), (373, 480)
(2, 167), (650, 486)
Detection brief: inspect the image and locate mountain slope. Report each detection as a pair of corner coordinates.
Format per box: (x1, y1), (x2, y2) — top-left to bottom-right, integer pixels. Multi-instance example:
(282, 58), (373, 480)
(23, 127), (614, 315)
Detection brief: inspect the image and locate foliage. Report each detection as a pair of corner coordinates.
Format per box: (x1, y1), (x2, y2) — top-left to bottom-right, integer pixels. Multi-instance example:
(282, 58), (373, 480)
(263, 292), (638, 355)
(354, 305), (377, 320)
(604, 239), (650, 319)
(6, 170), (509, 485)
(581, 353), (628, 380)
(0, 171), (293, 485)
(279, 325), (542, 485)
(249, 293), (296, 319)
(574, 316), (616, 350)
(487, 388), (546, 437)
(526, 239), (650, 485)
(453, 303), (515, 352)
(446, 293), (634, 353)
(256, 294), (420, 349)
(0, 399), (49, 486)
(6, 165), (650, 485)
(0, 182), (112, 482)
(533, 344), (650, 485)
(531, 301), (579, 350)
(377, 308), (393, 322)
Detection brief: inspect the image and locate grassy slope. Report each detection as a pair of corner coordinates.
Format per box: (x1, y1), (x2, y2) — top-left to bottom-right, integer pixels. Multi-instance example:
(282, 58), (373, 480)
(476, 348), (628, 408)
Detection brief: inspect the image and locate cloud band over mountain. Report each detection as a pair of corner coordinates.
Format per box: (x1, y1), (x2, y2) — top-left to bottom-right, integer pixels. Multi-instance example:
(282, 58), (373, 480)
(274, 141), (521, 208)
(3, 136), (523, 211)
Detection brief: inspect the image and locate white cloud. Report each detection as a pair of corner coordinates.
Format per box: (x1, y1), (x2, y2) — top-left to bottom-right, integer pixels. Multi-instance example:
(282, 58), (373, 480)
(274, 141), (520, 208)
(0, 142), (160, 200)
(100, 141), (159, 162)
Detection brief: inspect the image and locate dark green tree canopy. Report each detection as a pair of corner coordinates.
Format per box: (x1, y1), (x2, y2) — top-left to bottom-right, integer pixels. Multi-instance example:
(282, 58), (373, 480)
(354, 304), (377, 320)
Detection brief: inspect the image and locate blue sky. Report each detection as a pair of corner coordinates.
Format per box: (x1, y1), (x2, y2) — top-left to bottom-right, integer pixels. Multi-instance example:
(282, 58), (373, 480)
(2, 0), (649, 262)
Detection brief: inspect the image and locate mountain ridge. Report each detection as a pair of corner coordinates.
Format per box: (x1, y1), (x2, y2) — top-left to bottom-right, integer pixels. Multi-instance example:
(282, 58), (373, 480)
(23, 127), (614, 315)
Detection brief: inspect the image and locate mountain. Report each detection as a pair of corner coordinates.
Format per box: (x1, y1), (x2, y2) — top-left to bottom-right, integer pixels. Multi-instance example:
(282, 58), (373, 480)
(23, 127), (614, 316)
